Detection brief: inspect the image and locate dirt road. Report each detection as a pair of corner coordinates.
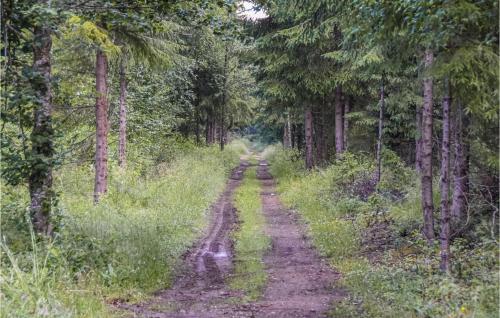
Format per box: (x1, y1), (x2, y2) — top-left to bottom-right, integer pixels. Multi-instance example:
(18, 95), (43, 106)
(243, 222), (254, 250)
(118, 160), (342, 317)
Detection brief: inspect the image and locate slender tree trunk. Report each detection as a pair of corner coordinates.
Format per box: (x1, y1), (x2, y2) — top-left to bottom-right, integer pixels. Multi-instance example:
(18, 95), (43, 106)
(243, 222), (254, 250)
(305, 106), (313, 170)
(220, 45), (229, 151)
(451, 100), (470, 222)
(416, 104), (423, 173)
(421, 49), (435, 243)
(376, 77), (384, 184)
(29, 14), (53, 235)
(195, 102), (200, 145)
(335, 86), (344, 157)
(205, 116), (210, 144)
(118, 56), (127, 168)
(94, 49), (109, 203)
(319, 100), (328, 162)
(213, 121), (218, 145)
(283, 111), (292, 148)
(313, 104), (322, 164)
(440, 79), (452, 271)
(219, 104), (225, 151)
(344, 96), (350, 151)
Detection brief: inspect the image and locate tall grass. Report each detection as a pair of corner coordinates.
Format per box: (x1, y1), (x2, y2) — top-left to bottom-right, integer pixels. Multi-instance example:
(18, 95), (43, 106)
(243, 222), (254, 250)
(1, 141), (246, 317)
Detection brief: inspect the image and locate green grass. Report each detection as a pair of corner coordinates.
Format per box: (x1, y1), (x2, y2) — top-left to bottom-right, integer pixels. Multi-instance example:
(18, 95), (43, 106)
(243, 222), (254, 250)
(1, 140), (247, 317)
(229, 166), (270, 301)
(264, 145), (499, 318)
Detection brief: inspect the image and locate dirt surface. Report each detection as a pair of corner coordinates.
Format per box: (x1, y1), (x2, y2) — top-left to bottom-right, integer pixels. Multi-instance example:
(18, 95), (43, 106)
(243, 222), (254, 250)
(117, 159), (343, 317)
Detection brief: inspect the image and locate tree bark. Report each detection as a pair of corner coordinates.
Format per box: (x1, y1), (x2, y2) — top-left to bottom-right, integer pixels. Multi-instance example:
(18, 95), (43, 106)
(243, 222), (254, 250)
(94, 49), (109, 203)
(118, 56), (127, 168)
(305, 106), (313, 170)
(421, 49), (435, 243)
(195, 99), (201, 145)
(416, 104), (423, 173)
(313, 104), (323, 164)
(439, 79), (451, 272)
(220, 45), (229, 151)
(205, 116), (210, 144)
(343, 96), (350, 151)
(335, 86), (344, 157)
(296, 124), (305, 151)
(376, 77), (384, 184)
(320, 100), (329, 162)
(29, 14), (53, 236)
(451, 100), (470, 222)
(283, 111), (292, 148)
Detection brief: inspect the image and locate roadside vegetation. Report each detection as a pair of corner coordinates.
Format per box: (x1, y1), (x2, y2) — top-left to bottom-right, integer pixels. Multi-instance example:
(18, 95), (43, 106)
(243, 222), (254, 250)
(1, 140), (246, 317)
(265, 145), (498, 318)
(230, 165), (270, 301)
(1, 0), (498, 317)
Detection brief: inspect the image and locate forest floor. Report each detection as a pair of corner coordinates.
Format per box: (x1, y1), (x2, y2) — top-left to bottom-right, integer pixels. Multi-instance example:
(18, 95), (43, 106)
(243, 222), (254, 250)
(114, 157), (344, 317)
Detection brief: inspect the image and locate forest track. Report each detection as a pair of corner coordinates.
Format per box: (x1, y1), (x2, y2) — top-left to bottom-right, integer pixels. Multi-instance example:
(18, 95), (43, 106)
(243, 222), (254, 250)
(117, 159), (343, 318)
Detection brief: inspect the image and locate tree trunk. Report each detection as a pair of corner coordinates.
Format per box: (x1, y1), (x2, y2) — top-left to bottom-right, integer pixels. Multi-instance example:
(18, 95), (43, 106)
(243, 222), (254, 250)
(29, 15), (53, 236)
(343, 96), (350, 151)
(283, 112), (292, 148)
(195, 101), (200, 145)
(313, 104), (322, 164)
(305, 106), (313, 170)
(213, 121), (218, 145)
(118, 56), (127, 168)
(376, 77), (384, 184)
(205, 116), (210, 144)
(439, 79), (451, 272)
(335, 86), (344, 157)
(421, 49), (435, 243)
(416, 104), (423, 173)
(220, 45), (229, 151)
(320, 100), (330, 163)
(94, 49), (109, 203)
(219, 103), (225, 151)
(451, 100), (470, 222)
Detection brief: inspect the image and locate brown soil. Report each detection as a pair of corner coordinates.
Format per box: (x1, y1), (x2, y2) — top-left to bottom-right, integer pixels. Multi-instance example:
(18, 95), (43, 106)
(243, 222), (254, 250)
(115, 160), (343, 317)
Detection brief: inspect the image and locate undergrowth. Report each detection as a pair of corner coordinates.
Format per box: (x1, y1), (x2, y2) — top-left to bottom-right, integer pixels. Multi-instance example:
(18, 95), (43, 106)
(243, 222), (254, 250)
(264, 145), (499, 318)
(229, 165), (270, 301)
(0, 139), (247, 317)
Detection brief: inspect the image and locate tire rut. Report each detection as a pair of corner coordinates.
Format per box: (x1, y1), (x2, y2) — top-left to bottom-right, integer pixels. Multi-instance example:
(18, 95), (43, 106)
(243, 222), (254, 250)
(116, 161), (249, 317)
